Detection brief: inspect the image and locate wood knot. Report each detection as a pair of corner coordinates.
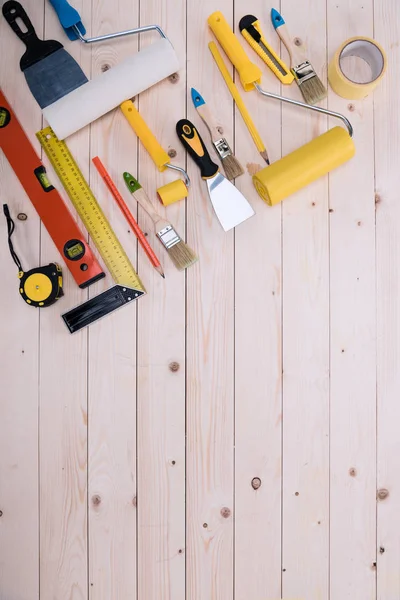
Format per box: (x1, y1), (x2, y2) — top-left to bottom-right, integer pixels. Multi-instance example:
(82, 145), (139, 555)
(375, 193), (382, 204)
(372, 561), (377, 569)
(178, 548), (184, 554)
(169, 362), (180, 372)
(379, 546), (385, 554)
(349, 467), (357, 477)
(220, 507), (231, 518)
(132, 496), (137, 507)
(169, 459), (176, 466)
(377, 488), (389, 500)
(217, 126), (224, 135)
(329, 208), (334, 213)
(251, 477), (262, 490)
(0, 510), (3, 517)
(168, 73), (180, 84)
(294, 37), (302, 46)
(295, 491), (299, 496)
(357, 220), (362, 226)
(168, 149), (177, 158)
(348, 103), (356, 112)
(203, 522), (208, 528)
(92, 495), (101, 506)
(17, 213), (27, 221)
(101, 64), (111, 72)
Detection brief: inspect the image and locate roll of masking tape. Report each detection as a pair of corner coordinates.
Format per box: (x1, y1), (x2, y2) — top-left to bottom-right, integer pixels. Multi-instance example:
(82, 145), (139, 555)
(252, 127), (355, 206)
(328, 36), (387, 100)
(157, 179), (188, 206)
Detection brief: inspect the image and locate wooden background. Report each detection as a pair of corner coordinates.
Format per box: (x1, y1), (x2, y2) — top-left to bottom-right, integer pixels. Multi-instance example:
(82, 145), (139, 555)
(0, 0), (399, 599)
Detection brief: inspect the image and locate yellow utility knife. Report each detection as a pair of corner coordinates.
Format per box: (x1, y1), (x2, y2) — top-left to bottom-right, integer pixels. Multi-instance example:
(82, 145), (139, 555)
(239, 15), (294, 85)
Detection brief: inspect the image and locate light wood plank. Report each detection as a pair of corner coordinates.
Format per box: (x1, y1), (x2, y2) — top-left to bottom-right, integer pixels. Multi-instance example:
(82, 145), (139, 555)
(374, 1), (400, 598)
(281, 1), (330, 598)
(38, 3), (92, 598)
(233, 1), (282, 598)
(88, 2), (140, 598)
(328, 2), (377, 599)
(136, 1), (187, 599)
(186, 2), (235, 599)
(0, 1), (43, 597)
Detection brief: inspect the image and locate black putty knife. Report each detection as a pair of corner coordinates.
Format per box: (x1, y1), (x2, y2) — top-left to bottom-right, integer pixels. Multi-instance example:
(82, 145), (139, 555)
(176, 119), (255, 231)
(2, 0), (88, 109)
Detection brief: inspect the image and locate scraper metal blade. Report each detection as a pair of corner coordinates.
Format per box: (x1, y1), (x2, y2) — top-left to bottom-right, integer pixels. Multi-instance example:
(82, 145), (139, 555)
(176, 119), (255, 231)
(2, 1), (88, 109)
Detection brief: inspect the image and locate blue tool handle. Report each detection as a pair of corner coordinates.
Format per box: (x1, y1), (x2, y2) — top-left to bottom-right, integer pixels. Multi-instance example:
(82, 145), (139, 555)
(48, 0), (85, 40)
(271, 8), (285, 29)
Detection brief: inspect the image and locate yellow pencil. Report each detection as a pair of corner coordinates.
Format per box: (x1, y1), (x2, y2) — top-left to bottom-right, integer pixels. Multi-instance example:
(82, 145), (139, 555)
(208, 41), (269, 164)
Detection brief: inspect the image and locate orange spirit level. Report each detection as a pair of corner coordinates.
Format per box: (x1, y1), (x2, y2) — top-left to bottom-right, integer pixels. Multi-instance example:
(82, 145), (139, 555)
(0, 89), (104, 288)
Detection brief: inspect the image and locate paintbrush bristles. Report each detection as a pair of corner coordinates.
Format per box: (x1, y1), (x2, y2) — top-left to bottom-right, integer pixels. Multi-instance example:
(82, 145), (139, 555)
(296, 71), (327, 105)
(221, 153), (245, 181)
(166, 240), (198, 271)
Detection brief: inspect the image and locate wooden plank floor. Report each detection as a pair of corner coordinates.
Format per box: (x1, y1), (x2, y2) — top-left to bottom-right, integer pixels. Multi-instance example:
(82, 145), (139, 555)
(0, 1), (398, 599)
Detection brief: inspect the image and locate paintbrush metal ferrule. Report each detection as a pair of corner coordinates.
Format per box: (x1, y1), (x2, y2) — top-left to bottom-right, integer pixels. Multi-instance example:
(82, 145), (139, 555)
(292, 60), (316, 85)
(213, 137), (233, 160)
(157, 225), (181, 250)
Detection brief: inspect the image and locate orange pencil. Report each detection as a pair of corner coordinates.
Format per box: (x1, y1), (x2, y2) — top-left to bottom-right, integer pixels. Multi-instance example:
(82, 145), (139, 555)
(92, 156), (165, 279)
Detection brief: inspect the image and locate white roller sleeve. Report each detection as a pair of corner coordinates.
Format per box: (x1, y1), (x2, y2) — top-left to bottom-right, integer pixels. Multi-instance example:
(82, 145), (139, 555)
(43, 38), (180, 139)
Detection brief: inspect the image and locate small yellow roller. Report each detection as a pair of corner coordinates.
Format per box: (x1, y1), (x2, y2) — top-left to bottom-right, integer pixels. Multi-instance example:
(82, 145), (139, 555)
(157, 179), (189, 206)
(252, 127), (355, 206)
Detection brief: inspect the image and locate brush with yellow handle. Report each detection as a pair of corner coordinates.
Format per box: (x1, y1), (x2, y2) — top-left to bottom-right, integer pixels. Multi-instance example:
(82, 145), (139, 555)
(123, 172), (198, 271)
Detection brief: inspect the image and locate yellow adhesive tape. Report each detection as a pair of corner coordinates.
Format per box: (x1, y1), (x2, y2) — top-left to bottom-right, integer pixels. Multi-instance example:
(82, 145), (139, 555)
(157, 179), (188, 206)
(252, 127), (355, 206)
(328, 36), (387, 100)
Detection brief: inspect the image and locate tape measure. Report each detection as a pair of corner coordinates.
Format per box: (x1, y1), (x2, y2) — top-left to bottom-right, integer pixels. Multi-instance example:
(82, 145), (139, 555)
(3, 204), (63, 307)
(37, 127), (144, 292)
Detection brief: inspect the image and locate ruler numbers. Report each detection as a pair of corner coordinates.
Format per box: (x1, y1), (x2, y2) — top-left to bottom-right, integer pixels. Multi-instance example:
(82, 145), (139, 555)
(37, 127), (144, 291)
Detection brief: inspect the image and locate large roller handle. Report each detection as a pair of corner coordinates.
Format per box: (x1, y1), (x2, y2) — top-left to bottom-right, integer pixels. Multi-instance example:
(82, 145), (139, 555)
(120, 100), (170, 171)
(207, 11), (262, 91)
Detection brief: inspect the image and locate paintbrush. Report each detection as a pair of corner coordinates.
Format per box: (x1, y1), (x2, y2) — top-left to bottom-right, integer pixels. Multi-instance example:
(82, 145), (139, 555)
(190, 88), (244, 181)
(271, 8), (327, 105)
(123, 173), (198, 271)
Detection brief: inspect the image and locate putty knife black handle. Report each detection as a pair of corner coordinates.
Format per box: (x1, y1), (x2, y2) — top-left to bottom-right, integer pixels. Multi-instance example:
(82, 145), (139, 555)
(2, 0), (63, 71)
(176, 119), (219, 179)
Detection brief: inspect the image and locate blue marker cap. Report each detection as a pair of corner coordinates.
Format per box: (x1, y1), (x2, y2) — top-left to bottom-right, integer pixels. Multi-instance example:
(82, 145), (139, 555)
(191, 87), (205, 108)
(271, 8), (285, 29)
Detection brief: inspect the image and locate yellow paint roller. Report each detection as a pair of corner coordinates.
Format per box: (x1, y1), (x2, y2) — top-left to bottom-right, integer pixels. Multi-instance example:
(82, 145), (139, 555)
(120, 100), (190, 206)
(208, 11), (356, 204)
(42, 26), (180, 140)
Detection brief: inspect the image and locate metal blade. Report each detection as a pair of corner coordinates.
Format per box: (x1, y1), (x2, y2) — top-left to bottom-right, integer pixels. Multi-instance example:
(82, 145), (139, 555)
(24, 49), (88, 109)
(206, 173), (255, 231)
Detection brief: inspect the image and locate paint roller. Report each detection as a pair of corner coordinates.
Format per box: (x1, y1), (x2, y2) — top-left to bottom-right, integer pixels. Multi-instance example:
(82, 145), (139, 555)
(42, 26), (180, 140)
(120, 100), (190, 206)
(208, 11), (356, 205)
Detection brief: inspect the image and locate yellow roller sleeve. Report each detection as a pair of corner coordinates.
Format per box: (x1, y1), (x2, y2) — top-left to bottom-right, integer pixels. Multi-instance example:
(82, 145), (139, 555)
(120, 100), (170, 171)
(253, 127), (355, 205)
(207, 11), (262, 91)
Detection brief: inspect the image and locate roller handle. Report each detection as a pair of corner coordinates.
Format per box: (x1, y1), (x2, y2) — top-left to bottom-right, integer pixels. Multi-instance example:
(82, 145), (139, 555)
(120, 100), (170, 172)
(207, 11), (262, 91)
(2, 1), (63, 70)
(176, 119), (219, 179)
(270, 8), (304, 67)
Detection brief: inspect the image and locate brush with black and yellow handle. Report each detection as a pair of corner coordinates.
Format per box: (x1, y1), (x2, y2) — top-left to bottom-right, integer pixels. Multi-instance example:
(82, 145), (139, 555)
(239, 15), (293, 85)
